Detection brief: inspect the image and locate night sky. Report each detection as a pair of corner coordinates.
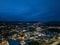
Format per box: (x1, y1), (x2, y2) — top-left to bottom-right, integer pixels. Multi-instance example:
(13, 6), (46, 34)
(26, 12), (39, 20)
(0, 0), (60, 22)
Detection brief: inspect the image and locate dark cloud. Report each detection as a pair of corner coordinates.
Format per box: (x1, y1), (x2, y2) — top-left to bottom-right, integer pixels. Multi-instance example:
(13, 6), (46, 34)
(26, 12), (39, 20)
(0, 0), (60, 22)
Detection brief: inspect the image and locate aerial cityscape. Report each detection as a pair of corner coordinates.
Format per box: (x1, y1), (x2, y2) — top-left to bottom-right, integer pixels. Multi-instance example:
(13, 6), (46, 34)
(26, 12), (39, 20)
(0, 0), (60, 45)
(0, 22), (60, 45)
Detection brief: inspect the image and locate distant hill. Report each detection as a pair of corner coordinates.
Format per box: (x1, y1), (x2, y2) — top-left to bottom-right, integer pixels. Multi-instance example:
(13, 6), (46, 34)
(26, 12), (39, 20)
(0, 21), (60, 26)
(45, 21), (60, 26)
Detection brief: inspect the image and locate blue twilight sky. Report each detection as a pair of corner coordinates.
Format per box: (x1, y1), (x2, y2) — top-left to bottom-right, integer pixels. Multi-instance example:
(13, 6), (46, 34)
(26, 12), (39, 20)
(0, 0), (60, 22)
